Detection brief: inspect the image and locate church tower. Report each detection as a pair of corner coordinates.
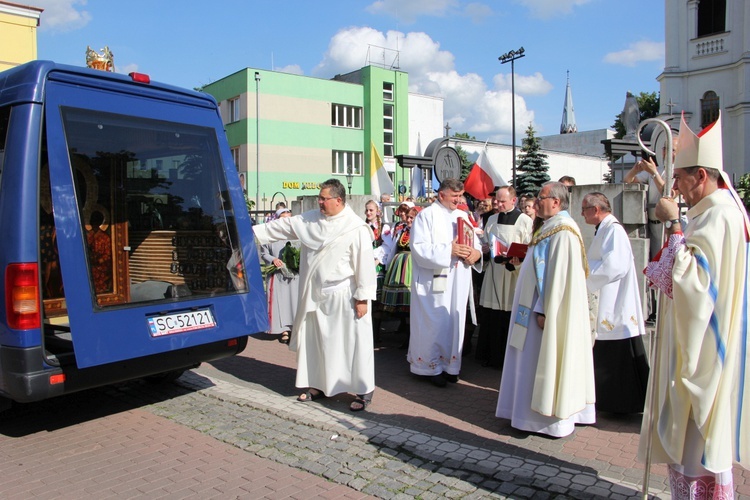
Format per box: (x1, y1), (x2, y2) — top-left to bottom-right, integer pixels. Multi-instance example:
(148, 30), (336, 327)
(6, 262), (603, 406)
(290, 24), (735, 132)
(560, 71), (577, 134)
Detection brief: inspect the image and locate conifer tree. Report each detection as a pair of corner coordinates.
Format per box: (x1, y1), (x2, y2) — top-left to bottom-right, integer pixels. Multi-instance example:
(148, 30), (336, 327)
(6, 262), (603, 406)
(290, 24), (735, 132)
(514, 123), (550, 197)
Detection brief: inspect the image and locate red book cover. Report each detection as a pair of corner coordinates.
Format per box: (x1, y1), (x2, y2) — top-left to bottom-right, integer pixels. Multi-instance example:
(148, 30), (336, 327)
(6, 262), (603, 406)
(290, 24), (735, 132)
(458, 217), (474, 245)
(506, 242), (528, 259)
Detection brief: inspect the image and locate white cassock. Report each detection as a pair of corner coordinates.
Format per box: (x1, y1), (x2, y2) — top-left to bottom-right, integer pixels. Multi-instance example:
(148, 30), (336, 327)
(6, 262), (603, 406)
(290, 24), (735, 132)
(254, 205), (377, 396)
(496, 211), (596, 437)
(639, 189), (750, 482)
(408, 202), (482, 376)
(586, 213), (649, 414)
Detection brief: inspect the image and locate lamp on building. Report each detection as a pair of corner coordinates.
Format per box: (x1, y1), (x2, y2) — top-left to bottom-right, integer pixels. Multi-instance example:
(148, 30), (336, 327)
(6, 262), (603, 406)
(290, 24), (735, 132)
(346, 165), (353, 195)
(499, 47), (525, 187)
(254, 71), (261, 216)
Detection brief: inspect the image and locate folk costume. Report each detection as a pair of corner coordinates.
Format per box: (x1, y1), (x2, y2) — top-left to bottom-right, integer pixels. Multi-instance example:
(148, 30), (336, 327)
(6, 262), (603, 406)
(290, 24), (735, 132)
(408, 201), (482, 377)
(477, 208), (532, 368)
(496, 211), (596, 437)
(381, 223), (413, 312)
(253, 205), (377, 397)
(586, 213), (649, 414)
(260, 239), (300, 336)
(638, 113), (750, 497)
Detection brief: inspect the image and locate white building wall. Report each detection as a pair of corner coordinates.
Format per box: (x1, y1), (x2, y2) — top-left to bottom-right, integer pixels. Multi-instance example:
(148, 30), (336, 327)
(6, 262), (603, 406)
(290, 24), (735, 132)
(452, 140), (610, 192)
(661, 0), (750, 179)
(408, 92), (444, 155)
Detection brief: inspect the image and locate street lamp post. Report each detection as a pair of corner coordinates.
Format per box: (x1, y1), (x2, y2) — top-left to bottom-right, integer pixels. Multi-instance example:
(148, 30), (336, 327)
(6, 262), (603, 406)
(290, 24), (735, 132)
(346, 165), (353, 195)
(499, 47), (525, 188)
(254, 71), (261, 217)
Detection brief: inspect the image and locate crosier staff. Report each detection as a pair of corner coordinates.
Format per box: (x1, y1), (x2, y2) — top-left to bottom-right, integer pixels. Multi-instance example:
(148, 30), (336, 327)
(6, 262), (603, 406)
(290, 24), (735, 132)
(635, 118), (675, 500)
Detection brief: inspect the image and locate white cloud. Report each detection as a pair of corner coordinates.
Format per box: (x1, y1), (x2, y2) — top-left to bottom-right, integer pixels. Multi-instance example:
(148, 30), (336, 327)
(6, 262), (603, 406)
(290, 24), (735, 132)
(493, 72), (553, 96)
(275, 64), (304, 75)
(514, 0), (593, 19)
(314, 26), (540, 141)
(603, 40), (665, 67)
(366, 0), (458, 24)
(463, 2), (494, 23)
(116, 63), (138, 76)
(34, 0), (91, 32)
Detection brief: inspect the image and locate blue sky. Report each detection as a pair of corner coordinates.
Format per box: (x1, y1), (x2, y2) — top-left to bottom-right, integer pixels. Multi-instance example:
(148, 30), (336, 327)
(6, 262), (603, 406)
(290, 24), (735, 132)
(33, 0), (664, 144)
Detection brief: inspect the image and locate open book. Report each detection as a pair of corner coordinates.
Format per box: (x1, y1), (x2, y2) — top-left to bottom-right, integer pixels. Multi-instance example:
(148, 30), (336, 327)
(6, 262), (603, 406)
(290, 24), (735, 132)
(489, 232), (528, 259)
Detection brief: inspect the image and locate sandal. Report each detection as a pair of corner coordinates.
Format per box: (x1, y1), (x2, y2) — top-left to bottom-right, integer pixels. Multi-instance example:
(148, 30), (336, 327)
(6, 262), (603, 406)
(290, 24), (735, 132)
(297, 388), (325, 402)
(279, 332), (290, 344)
(349, 395), (372, 412)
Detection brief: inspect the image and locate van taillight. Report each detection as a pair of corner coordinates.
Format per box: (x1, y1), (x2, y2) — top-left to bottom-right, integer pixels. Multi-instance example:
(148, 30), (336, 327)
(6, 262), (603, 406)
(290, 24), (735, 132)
(5, 263), (41, 330)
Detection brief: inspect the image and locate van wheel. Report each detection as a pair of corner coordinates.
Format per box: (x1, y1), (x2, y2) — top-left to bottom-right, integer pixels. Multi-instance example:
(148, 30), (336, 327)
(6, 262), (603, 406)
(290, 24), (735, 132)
(145, 369), (186, 384)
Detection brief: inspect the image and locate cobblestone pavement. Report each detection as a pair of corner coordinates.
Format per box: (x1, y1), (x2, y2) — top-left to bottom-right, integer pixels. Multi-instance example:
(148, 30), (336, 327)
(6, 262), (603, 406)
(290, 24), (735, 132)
(1, 326), (749, 499)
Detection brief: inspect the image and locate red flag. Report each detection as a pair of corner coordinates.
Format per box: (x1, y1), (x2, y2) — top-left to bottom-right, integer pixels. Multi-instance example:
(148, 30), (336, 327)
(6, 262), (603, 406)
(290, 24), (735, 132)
(463, 148), (506, 200)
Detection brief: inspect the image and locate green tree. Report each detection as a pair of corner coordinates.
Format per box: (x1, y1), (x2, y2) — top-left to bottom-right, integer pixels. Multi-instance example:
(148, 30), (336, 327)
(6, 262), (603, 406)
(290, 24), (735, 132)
(737, 174), (750, 212)
(514, 123), (550, 197)
(612, 91), (660, 139)
(451, 133), (477, 183)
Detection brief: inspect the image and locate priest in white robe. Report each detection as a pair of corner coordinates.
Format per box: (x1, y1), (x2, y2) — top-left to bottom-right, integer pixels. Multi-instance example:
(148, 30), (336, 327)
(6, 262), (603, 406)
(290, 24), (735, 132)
(638, 113), (750, 497)
(408, 178), (482, 387)
(496, 181), (596, 438)
(253, 179), (377, 412)
(477, 185), (532, 369)
(581, 192), (649, 414)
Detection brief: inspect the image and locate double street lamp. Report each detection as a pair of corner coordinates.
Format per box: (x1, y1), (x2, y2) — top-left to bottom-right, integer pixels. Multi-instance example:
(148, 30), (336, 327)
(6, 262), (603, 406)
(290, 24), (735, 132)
(499, 47), (525, 188)
(254, 71), (261, 216)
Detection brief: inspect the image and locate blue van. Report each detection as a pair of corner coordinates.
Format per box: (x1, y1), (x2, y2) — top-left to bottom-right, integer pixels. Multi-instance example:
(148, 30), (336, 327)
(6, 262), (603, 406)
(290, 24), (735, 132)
(0, 61), (268, 408)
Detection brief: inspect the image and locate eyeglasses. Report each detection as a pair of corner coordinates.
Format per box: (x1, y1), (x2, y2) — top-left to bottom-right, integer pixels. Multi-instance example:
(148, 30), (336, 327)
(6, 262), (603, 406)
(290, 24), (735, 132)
(581, 206), (596, 213)
(536, 195), (556, 201)
(317, 196), (337, 202)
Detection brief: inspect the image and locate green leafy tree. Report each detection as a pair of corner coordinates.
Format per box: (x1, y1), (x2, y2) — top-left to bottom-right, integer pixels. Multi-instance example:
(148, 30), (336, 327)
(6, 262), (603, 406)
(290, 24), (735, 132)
(451, 133), (477, 184)
(737, 174), (750, 212)
(612, 91), (660, 139)
(514, 123), (550, 197)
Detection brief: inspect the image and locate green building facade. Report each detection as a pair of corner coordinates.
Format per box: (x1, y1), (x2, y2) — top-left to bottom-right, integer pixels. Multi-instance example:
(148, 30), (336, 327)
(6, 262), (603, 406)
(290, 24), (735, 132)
(203, 65), (409, 211)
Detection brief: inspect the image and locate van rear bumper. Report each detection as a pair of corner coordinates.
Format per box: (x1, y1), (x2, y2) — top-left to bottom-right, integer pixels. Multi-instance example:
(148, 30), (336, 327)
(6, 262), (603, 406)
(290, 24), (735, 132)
(0, 336), (248, 403)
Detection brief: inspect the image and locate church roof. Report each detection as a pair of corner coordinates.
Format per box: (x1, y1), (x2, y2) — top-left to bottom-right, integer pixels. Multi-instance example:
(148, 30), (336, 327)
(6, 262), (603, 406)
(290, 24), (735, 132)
(560, 71), (577, 134)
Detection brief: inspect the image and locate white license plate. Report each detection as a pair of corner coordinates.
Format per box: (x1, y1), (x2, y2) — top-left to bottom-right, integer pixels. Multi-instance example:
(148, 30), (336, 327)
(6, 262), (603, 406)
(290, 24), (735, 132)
(147, 309), (216, 337)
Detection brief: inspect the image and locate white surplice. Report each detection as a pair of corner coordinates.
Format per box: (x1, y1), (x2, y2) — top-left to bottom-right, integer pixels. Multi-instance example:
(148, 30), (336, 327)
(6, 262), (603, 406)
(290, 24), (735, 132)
(408, 202), (482, 376)
(253, 205), (377, 396)
(586, 213), (645, 340)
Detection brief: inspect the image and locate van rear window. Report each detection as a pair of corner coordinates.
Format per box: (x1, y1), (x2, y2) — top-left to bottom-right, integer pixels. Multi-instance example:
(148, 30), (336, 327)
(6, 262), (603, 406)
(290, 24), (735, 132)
(41, 106), (247, 313)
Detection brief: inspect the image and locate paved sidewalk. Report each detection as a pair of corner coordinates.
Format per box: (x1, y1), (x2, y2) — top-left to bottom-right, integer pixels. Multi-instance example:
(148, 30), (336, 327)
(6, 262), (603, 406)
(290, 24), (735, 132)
(189, 329), (750, 499)
(0, 383), (372, 499)
(2, 327), (748, 499)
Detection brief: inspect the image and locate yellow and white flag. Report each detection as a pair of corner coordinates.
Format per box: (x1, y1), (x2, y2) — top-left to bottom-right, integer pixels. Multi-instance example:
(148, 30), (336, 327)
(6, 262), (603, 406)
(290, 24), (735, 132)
(370, 141), (394, 198)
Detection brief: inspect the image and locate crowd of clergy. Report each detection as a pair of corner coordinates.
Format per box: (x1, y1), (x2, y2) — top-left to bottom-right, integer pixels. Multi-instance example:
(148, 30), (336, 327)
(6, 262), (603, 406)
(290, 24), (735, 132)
(253, 113), (749, 499)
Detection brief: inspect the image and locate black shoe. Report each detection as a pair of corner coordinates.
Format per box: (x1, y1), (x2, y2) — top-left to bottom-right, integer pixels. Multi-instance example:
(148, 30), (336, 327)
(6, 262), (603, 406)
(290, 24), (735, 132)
(442, 372), (459, 383)
(429, 375), (447, 387)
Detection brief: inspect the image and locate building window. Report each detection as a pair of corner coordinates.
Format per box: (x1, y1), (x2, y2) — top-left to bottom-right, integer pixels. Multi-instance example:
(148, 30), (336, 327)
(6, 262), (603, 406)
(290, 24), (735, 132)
(231, 147), (241, 171)
(228, 96), (240, 123)
(332, 150), (362, 175)
(697, 0), (726, 37)
(383, 104), (394, 157)
(700, 91), (720, 128)
(331, 104), (362, 128)
(383, 82), (394, 101)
